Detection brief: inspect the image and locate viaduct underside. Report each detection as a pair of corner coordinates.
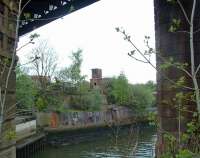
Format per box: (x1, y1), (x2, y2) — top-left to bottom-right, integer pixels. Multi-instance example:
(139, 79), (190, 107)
(0, 0), (199, 157)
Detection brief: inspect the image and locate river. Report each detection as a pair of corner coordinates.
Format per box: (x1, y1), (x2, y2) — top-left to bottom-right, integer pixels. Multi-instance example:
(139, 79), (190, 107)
(31, 125), (156, 158)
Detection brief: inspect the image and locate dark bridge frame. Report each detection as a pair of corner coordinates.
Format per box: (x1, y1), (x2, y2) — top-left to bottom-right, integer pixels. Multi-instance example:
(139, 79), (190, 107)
(19, 0), (99, 36)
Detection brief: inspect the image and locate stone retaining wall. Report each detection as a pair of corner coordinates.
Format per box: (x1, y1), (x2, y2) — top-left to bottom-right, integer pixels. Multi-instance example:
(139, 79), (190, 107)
(37, 106), (136, 131)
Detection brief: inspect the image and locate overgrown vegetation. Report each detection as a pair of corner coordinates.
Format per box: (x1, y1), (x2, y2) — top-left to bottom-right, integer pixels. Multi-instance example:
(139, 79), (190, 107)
(16, 45), (155, 114)
(16, 66), (37, 109)
(16, 48), (105, 112)
(102, 73), (156, 115)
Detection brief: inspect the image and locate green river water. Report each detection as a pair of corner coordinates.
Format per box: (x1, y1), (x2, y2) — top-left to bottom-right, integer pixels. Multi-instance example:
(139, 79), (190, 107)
(31, 125), (156, 158)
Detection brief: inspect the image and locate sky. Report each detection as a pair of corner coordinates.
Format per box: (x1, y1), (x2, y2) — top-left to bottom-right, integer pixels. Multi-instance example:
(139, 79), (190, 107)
(18, 0), (156, 84)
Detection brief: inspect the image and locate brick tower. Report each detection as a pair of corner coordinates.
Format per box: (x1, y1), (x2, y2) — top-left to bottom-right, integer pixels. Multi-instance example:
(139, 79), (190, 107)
(90, 68), (102, 89)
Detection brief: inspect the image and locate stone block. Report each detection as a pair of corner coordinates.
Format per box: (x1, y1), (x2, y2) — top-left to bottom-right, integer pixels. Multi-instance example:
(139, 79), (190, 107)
(158, 104), (177, 118)
(0, 94), (16, 145)
(160, 117), (178, 132)
(0, 146), (16, 158)
(0, 94), (16, 119)
(0, 68), (16, 92)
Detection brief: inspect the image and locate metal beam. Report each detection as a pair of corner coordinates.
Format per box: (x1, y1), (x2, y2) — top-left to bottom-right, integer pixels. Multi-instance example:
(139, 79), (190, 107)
(19, 0), (99, 36)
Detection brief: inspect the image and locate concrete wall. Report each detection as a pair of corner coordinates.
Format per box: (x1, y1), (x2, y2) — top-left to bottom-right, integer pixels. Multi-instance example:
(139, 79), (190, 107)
(37, 106), (136, 131)
(16, 120), (36, 141)
(36, 113), (51, 127)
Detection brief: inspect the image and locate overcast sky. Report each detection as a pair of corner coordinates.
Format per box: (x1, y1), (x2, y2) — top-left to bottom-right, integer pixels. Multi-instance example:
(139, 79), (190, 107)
(18, 0), (156, 84)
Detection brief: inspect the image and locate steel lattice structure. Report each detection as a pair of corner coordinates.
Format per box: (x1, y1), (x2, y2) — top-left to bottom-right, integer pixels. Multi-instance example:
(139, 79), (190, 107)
(19, 0), (99, 36)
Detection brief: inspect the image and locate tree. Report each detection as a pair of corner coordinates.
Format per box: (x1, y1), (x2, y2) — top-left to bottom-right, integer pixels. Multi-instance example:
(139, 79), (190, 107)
(25, 40), (60, 112)
(57, 49), (89, 109)
(29, 40), (57, 89)
(130, 84), (155, 113)
(55, 49), (89, 110)
(103, 78), (116, 104)
(106, 75), (155, 114)
(58, 49), (85, 86)
(69, 88), (103, 111)
(68, 49), (86, 86)
(57, 49), (103, 111)
(16, 66), (37, 109)
(34, 92), (63, 112)
(111, 73), (131, 106)
(145, 80), (156, 92)
(144, 81), (156, 107)
(86, 89), (103, 111)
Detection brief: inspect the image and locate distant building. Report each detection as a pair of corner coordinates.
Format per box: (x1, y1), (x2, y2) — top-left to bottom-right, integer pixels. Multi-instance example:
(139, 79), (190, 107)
(90, 69), (112, 105)
(90, 68), (103, 89)
(90, 68), (113, 94)
(31, 75), (51, 88)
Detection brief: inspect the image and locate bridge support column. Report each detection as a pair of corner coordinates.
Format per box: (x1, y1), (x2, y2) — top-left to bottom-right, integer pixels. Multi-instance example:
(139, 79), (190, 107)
(154, 0), (200, 157)
(0, 1), (18, 158)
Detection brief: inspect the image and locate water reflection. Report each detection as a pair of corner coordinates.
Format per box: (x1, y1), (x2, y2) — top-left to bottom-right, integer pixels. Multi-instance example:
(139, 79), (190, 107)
(32, 125), (156, 158)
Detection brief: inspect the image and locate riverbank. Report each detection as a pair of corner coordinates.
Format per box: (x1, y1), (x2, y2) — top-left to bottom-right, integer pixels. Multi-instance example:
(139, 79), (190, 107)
(31, 124), (157, 158)
(44, 118), (144, 133)
(16, 121), (154, 158)
(46, 123), (151, 146)
(16, 106), (152, 158)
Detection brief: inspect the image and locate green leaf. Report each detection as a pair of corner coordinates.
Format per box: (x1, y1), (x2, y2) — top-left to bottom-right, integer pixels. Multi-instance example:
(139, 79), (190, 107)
(23, 13), (31, 19)
(176, 149), (194, 158)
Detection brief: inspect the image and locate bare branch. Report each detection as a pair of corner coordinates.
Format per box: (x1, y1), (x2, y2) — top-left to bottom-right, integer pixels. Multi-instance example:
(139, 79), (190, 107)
(0, 87), (2, 109)
(0, 63), (6, 80)
(152, 51), (193, 81)
(4, 102), (20, 114)
(144, 34), (194, 82)
(195, 64), (200, 76)
(16, 41), (34, 52)
(173, 30), (190, 34)
(180, 67), (193, 78)
(177, 0), (191, 25)
(20, 0), (32, 16)
(28, 40), (57, 89)
(194, 27), (200, 34)
(16, 56), (40, 68)
(116, 28), (194, 91)
(128, 53), (149, 63)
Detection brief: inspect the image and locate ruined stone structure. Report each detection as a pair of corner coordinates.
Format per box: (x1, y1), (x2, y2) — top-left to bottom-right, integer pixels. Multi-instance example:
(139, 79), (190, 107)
(37, 106), (135, 130)
(154, 0), (200, 156)
(90, 68), (108, 104)
(31, 75), (51, 89)
(90, 68), (102, 89)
